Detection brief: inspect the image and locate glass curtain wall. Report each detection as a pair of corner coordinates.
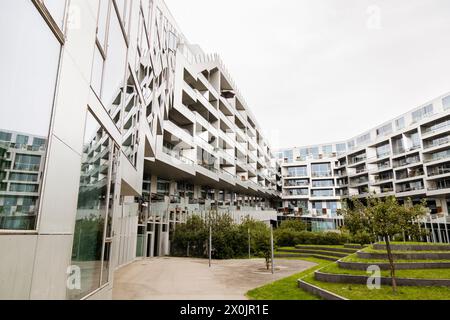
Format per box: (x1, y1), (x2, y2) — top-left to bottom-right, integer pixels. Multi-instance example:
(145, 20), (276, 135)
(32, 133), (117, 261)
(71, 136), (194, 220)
(67, 111), (117, 300)
(0, 1), (62, 230)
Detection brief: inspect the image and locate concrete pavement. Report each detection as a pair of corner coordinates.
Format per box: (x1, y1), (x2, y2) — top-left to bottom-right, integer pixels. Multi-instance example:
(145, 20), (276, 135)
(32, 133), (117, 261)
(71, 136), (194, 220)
(112, 257), (316, 300)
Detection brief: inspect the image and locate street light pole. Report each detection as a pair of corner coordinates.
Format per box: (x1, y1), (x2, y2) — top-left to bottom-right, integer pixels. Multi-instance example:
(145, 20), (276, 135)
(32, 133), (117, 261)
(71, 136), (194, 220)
(270, 224), (274, 275)
(248, 228), (251, 259)
(209, 224), (212, 268)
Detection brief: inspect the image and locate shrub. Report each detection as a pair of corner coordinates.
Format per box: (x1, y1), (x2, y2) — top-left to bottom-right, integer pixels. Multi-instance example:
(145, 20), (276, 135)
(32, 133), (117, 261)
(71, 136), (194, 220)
(274, 229), (352, 247)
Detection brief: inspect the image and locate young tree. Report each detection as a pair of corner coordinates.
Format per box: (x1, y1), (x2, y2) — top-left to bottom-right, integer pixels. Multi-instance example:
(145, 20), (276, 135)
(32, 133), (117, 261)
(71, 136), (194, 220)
(240, 218), (273, 269)
(342, 195), (427, 292)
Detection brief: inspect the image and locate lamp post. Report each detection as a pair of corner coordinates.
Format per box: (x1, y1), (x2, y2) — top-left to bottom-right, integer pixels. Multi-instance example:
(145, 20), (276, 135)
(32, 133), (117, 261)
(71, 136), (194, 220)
(209, 224), (212, 268)
(270, 224), (274, 275)
(248, 228), (251, 259)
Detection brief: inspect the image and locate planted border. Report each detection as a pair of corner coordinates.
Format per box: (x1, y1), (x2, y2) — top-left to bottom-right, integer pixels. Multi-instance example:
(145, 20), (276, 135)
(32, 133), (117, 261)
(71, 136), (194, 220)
(315, 271), (450, 287)
(337, 259), (450, 270)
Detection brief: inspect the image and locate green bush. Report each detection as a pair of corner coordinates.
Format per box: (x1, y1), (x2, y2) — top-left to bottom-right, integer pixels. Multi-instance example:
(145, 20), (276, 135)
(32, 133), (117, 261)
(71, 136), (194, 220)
(274, 229), (353, 247)
(171, 215), (273, 262)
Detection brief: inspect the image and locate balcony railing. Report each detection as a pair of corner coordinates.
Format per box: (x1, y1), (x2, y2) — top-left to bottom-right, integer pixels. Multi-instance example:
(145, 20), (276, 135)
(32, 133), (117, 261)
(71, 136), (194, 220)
(397, 186), (425, 193)
(393, 157), (421, 168)
(348, 156), (367, 165)
(428, 167), (450, 177)
(424, 136), (450, 149)
(162, 146), (194, 165)
(396, 171), (424, 181)
(422, 120), (450, 135)
(311, 172), (332, 178)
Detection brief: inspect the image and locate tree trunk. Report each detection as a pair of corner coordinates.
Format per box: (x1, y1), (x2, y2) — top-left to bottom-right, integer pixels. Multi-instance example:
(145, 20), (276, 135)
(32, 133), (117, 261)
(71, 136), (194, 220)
(385, 236), (397, 293)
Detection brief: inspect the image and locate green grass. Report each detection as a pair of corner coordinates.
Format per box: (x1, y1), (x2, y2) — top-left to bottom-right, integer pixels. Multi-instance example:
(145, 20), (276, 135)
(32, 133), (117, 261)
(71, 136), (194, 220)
(303, 273), (450, 300)
(364, 247), (450, 254)
(246, 257), (333, 300)
(377, 241), (449, 246)
(341, 254), (450, 263)
(320, 263), (450, 279)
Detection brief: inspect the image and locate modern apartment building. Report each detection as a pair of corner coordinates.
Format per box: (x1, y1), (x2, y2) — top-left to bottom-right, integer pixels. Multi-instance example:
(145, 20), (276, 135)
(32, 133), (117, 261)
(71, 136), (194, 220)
(0, 0), (279, 300)
(277, 92), (450, 234)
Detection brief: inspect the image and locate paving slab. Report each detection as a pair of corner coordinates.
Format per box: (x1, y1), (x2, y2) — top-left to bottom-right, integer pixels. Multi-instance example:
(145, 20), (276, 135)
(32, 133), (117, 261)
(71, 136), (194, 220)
(112, 257), (316, 300)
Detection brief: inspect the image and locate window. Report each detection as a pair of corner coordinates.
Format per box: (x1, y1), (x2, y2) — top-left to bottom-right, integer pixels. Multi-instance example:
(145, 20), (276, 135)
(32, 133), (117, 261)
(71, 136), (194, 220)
(67, 111), (117, 300)
(376, 123), (393, 137)
(9, 173), (38, 182)
(443, 96), (450, 111)
(285, 189), (309, 196)
(347, 140), (355, 150)
(311, 163), (332, 178)
(336, 143), (346, 155)
(9, 184), (38, 193)
(283, 150), (293, 163)
(412, 104), (433, 123)
(312, 180), (334, 188)
(16, 135), (29, 145)
(0, 131), (12, 142)
(14, 154), (42, 171)
(376, 143), (391, 158)
(0, 1), (61, 230)
(97, 0), (110, 49)
(396, 117), (405, 130)
(287, 166), (307, 177)
(311, 189), (334, 197)
(357, 133), (371, 145)
(321, 145), (333, 156)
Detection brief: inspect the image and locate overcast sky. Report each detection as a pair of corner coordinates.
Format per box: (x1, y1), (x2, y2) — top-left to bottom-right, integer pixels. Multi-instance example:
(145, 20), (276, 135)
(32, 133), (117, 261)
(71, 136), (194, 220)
(166, 0), (450, 149)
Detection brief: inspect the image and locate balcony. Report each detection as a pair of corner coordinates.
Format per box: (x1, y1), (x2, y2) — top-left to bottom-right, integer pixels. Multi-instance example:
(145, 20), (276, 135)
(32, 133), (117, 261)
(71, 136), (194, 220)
(428, 167), (450, 178)
(311, 172), (332, 178)
(162, 145), (194, 165)
(348, 156), (367, 166)
(423, 136), (450, 150)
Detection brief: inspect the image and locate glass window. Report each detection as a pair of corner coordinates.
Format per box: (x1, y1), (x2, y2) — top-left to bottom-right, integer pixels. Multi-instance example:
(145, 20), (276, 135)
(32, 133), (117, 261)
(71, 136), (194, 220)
(287, 166), (308, 177)
(396, 117), (405, 130)
(283, 150), (293, 163)
(67, 111), (116, 300)
(91, 46), (105, 97)
(0, 131), (12, 142)
(356, 133), (370, 145)
(376, 143), (391, 158)
(443, 96), (450, 111)
(321, 145), (333, 156)
(0, 1), (61, 230)
(336, 143), (346, 155)
(311, 163), (332, 177)
(97, 0), (110, 49)
(311, 189), (334, 197)
(412, 104), (433, 123)
(376, 123), (393, 137)
(102, 10), (127, 109)
(312, 180), (334, 187)
(16, 135), (29, 145)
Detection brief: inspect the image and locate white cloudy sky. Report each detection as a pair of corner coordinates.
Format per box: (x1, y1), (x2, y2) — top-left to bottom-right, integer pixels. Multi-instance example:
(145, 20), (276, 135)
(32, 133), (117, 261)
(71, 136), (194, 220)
(166, 0), (450, 149)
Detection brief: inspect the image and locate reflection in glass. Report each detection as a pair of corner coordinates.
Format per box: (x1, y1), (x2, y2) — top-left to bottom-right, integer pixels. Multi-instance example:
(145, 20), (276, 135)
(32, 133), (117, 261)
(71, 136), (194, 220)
(0, 1), (61, 230)
(68, 112), (115, 300)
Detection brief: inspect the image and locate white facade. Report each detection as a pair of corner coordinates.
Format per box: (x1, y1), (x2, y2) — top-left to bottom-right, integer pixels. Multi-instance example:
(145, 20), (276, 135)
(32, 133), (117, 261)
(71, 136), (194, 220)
(277, 92), (450, 224)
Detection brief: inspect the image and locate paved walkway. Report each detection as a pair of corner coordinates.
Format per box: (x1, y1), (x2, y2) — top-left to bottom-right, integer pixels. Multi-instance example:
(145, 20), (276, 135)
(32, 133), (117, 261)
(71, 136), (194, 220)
(112, 257), (316, 300)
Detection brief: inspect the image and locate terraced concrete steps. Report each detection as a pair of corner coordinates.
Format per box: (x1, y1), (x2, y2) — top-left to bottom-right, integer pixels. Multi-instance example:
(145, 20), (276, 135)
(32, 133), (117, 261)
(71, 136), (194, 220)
(294, 245), (358, 254)
(373, 244), (450, 251)
(278, 248), (348, 258)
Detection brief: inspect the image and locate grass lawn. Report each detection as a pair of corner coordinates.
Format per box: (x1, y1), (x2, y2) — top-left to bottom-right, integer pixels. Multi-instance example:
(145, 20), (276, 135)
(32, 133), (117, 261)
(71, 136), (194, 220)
(364, 247), (450, 254)
(246, 257), (333, 300)
(341, 254), (450, 263)
(320, 263), (450, 279)
(303, 273), (450, 300)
